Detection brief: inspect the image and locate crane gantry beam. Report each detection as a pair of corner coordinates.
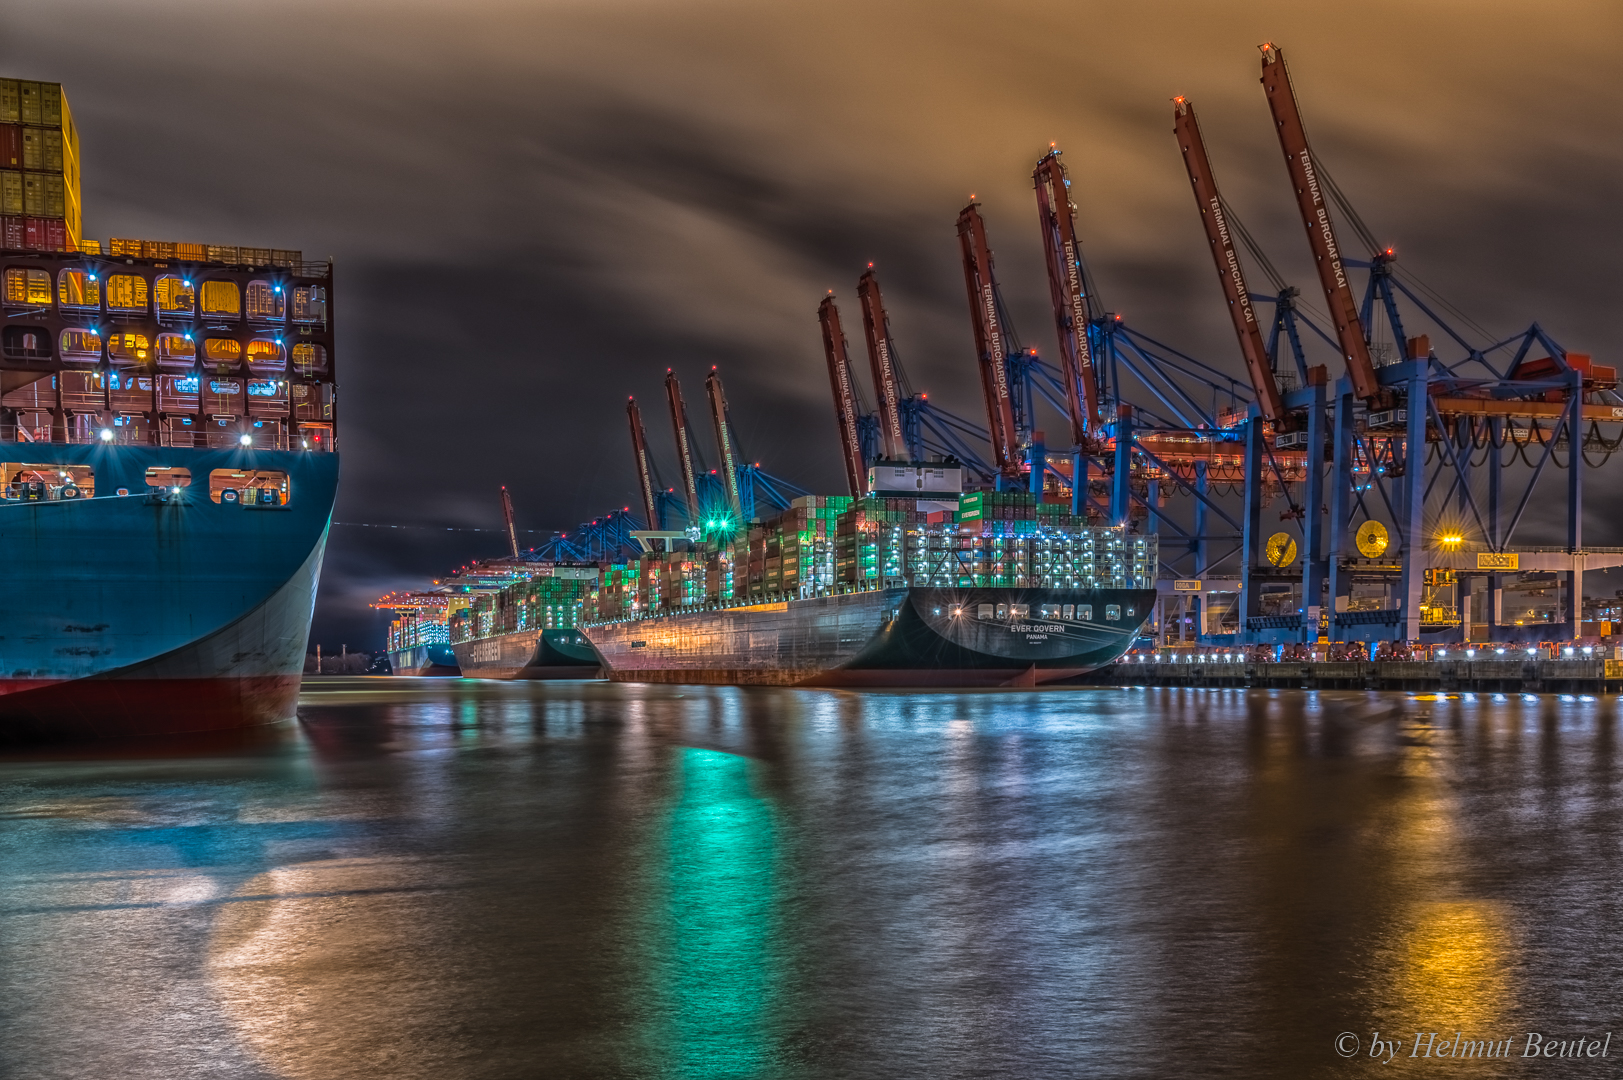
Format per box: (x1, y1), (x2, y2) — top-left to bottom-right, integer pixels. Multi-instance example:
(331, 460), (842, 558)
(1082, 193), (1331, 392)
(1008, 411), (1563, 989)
(856, 268), (909, 462)
(1032, 148), (1099, 445)
(626, 395), (660, 530)
(664, 369), (702, 525)
(704, 366), (746, 526)
(1259, 43), (1380, 403)
(818, 295), (869, 497)
(1173, 97), (1287, 424)
(956, 202), (1022, 479)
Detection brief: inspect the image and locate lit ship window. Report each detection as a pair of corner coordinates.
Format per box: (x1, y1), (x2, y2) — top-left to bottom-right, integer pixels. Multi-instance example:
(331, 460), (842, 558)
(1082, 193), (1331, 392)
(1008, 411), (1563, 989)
(58, 328), (101, 362)
(246, 280), (285, 322)
(1106, 605), (1121, 621)
(3, 326), (52, 359)
(154, 274), (196, 316)
(2, 268), (51, 307)
(106, 332), (152, 365)
(292, 285), (326, 324)
(156, 333), (196, 370)
(1078, 605), (1093, 621)
(203, 338), (242, 365)
(57, 269), (99, 309)
(246, 338), (285, 372)
(2, 462), (94, 499)
(208, 468), (288, 505)
(291, 343), (327, 374)
(105, 274), (149, 313)
(145, 466), (192, 488)
(200, 280), (240, 318)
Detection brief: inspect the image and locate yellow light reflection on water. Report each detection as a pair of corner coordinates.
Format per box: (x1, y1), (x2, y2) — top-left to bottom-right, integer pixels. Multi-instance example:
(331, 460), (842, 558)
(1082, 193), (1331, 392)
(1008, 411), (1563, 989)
(1394, 900), (1513, 1031)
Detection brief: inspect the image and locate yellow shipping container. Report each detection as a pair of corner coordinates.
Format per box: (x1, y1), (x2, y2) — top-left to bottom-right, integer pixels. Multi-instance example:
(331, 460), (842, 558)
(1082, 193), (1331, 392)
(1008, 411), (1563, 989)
(0, 170), (19, 216)
(175, 242), (206, 261)
(21, 126), (43, 170)
(206, 245), (239, 263)
(1, 80), (80, 247)
(109, 238), (142, 257)
(18, 80), (41, 125)
(22, 171), (46, 215)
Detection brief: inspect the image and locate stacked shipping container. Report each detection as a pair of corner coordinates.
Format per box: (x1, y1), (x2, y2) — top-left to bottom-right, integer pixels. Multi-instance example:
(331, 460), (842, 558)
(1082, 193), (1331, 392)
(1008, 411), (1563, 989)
(449, 573), (593, 644)
(1, 79), (79, 252)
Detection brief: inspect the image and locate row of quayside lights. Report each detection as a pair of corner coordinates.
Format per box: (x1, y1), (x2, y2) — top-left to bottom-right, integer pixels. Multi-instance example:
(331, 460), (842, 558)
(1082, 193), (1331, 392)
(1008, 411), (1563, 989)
(1129, 646), (1600, 663)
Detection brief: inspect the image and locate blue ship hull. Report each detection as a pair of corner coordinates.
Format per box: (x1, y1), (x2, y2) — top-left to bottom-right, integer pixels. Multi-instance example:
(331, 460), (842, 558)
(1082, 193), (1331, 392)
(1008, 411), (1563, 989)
(0, 445), (338, 740)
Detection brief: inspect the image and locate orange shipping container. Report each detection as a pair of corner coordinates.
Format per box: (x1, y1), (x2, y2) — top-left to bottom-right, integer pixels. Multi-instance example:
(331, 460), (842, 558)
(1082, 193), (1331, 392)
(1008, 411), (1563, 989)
(109, 237), (142, 257)
(174, 242), (206, 261)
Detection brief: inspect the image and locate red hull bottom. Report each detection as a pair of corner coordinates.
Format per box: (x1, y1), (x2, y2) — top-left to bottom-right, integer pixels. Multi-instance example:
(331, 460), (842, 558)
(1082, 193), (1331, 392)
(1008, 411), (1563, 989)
(0, 675), (303, 742)
(605, 666), (1087, 688)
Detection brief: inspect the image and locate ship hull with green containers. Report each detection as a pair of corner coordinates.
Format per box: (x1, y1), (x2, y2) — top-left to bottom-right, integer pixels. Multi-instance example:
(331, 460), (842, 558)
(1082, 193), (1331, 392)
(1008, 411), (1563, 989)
(579, 487), (1158, 687)
(447, 564), (603, 679)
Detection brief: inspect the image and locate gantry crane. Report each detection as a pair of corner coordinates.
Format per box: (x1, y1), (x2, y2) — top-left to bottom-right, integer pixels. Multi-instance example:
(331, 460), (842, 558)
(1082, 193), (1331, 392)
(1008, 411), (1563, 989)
(1032, 148), (1100, 446)
(956, 202), (1022, 482)
(626, 395), (660, 530)
(499, 485), (519, 558)
(664, 369), (703, 525)
(1258, 43), (1381, 404)
(1171, 99), (1288, 424)
(856, 267), (911, 462)
(819, 295), (870, 497)
(704, 366), (746, 527)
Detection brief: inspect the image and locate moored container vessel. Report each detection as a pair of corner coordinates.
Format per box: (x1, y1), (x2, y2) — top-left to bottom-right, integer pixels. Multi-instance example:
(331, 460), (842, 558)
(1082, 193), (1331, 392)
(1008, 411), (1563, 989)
(0, 240), (337, 739)
(578, 484), (1156, 686)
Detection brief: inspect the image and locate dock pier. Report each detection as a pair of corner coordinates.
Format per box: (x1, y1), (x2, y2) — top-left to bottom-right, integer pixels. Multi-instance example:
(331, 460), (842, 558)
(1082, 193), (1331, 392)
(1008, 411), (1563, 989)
(1085, 657), (1623, 693)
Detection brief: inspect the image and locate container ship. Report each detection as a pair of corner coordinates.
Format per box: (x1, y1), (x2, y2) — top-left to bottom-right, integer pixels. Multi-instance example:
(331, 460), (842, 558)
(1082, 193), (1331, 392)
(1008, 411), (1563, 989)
(0, 77), (338, 739)
(378, 558), (600, 679)
(578, 480), (1155, 686)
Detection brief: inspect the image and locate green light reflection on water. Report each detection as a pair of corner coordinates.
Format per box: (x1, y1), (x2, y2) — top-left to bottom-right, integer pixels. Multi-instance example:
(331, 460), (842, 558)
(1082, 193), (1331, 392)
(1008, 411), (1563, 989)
(642, 746), (783, 1080)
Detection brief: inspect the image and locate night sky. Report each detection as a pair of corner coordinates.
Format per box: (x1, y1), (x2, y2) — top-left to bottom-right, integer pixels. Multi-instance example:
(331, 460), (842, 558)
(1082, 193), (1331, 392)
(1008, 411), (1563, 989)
(4, 2), (1619, 650)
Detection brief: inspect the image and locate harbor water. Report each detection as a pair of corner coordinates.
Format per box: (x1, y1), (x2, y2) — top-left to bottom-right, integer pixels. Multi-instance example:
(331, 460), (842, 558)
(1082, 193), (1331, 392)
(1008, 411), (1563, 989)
(3, 678), (1622, 1078)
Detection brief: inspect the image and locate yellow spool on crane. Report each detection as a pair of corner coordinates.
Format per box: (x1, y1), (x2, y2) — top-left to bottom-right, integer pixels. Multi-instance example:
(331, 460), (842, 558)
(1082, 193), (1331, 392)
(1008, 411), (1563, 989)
(1265, 531), (1297, 567)
(1355, 520), (1390, 559)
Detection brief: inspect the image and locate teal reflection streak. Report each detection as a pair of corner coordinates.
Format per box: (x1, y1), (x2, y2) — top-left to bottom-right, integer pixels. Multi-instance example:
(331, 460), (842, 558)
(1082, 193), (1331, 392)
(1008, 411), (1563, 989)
(647, 747), (781, 1079)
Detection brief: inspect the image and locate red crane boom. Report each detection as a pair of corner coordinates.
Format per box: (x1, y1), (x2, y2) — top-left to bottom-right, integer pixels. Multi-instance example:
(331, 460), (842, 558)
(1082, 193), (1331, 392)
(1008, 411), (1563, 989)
(499, 485), (519, 557)
(1172, 97), (1286, 423)
(1032, 149), (1099, 445)
(1259, 43), (1379, 402)
(704, 366), (745, 525)
(857, 268), (907, 461)
(818, 295), (868, 498)
(664, 369), (701, 525)
(626, 395), (659, 530)
(956, 202), (1021, 478)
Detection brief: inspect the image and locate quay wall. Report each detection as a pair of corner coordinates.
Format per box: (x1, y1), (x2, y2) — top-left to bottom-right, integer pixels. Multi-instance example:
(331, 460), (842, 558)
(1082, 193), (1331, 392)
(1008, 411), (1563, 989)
(1082, 659), (1622, 692)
